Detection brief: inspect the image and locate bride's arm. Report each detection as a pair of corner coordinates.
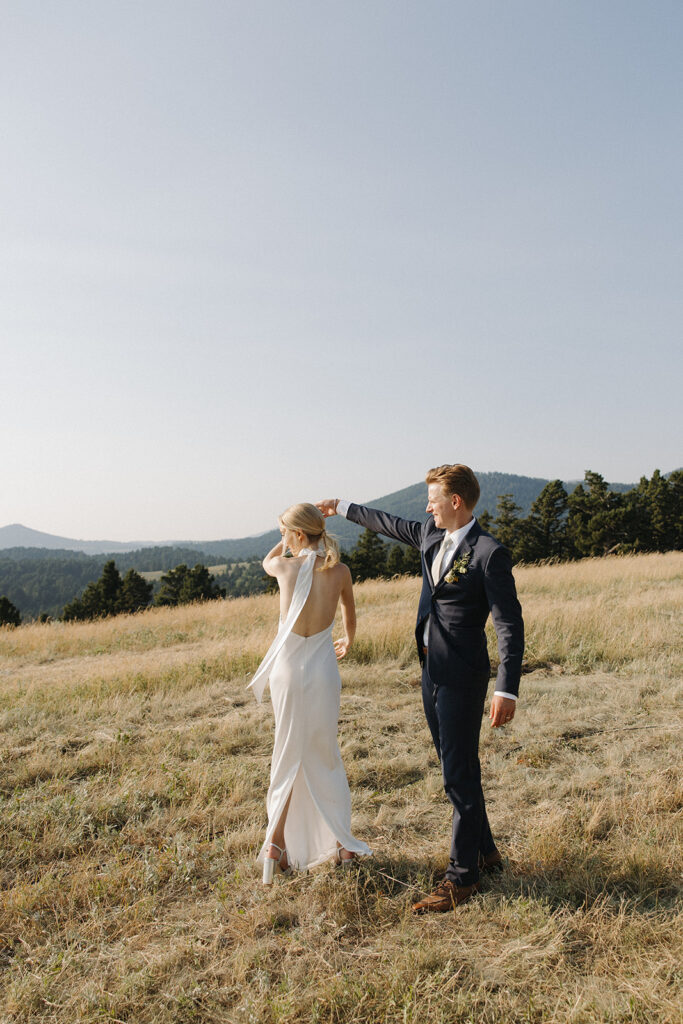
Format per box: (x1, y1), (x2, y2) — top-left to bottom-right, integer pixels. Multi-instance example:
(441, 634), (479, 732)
(262, 539), (286, 577)
(334, 565), (356, 660)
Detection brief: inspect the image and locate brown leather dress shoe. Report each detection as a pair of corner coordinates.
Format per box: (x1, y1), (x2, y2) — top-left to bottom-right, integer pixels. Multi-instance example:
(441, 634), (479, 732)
(478, 850), (504, 874)
(411, 880), (478, 914)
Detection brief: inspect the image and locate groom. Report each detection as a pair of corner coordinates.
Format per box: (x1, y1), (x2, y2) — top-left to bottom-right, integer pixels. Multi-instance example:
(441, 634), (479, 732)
(318, 464), (524, 912)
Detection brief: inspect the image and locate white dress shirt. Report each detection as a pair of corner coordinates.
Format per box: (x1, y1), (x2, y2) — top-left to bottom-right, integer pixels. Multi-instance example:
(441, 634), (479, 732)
(335, 500), (517, 702)
(423, 517), (476, 645)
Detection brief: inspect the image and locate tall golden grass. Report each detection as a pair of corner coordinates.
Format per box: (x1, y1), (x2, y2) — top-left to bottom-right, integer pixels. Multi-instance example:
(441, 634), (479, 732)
(0, 552), (681, 1022)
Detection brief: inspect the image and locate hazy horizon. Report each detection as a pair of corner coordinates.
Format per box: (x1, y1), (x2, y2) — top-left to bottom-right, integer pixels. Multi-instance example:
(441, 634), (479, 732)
(0, 466), (662, 545)
(3, 2), (681, 540)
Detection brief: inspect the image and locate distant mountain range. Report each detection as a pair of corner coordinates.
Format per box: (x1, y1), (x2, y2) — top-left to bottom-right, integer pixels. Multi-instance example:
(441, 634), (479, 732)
(1, 471), (636, 560)
(0, 524), (164, 555)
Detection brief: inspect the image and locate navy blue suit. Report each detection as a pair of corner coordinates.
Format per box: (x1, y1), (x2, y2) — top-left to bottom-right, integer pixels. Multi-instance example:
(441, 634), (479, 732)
(346, 503), (524, 884)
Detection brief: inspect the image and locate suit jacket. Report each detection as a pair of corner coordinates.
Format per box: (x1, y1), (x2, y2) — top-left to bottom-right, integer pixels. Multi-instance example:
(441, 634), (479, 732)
(346, 503), (524, 696)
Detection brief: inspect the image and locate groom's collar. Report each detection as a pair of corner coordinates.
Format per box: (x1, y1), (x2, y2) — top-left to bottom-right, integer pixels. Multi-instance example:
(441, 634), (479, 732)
(459, 518), (482, 554)
(446, 515), (476, 548)
(425, 515), (477, 550)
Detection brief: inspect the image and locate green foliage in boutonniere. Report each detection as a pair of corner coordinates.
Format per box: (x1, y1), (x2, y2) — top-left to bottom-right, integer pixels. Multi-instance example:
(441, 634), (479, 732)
(445, 551), (471, 584)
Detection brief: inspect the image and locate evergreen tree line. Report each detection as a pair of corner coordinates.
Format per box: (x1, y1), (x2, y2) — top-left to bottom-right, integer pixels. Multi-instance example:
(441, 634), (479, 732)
(62, 562), (154, 620)
(0, 555), (271, 624)
(0, 544), (222, 569)
(214, 560), (272, 598)
(61, 561), (225, 621)
(340, 531), (421, 582)
(324, 469), (683, 583)
(0, 556), (110, 622)
(483, 469), (682, 563)
(0, 469), (679, 627)
(0, 548), (251, 622)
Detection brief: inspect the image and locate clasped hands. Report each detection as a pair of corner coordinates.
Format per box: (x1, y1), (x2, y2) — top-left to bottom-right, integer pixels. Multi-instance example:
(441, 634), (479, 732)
(316, 499), (339, 518)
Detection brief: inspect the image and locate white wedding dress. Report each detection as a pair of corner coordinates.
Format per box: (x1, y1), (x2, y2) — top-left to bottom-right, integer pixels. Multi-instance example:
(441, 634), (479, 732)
(248, 548), (372, 870)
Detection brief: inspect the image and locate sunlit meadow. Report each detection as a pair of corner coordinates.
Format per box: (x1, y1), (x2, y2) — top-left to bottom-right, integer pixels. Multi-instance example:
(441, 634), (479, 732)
(1, 553), (681, 1023)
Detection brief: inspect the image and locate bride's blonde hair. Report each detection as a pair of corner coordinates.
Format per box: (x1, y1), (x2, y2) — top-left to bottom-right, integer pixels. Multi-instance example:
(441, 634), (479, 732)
(278, 503), (341, 571)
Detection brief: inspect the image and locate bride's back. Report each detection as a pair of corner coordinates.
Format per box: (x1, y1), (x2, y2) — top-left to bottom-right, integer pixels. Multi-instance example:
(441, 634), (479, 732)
(279, 557), (349, 636)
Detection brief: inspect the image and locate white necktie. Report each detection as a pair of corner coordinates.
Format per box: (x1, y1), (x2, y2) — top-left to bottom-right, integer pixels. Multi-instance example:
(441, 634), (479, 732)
(431, 535), (452, 583)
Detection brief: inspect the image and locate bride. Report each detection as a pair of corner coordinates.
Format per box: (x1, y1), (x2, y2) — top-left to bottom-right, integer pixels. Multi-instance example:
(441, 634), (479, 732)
(248, 502), (371, 883)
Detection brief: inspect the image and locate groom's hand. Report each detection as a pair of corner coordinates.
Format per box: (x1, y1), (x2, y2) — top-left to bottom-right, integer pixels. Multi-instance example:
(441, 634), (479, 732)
(316, 499), (339, 517)
(490, 695), (516, 728)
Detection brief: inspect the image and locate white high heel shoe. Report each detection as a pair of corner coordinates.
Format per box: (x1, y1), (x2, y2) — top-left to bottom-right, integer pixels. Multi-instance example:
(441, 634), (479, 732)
(334, 844), (357, 868)
(262, 843), (292, 884)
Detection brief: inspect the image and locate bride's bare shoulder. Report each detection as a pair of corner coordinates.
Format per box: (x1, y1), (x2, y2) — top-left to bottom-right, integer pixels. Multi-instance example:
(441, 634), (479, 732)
(266, 554), (298, 576)
(327, 561), (351, 583)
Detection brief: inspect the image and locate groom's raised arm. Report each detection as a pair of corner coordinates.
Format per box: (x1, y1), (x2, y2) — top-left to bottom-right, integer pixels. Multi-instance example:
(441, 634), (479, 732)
(317, 499), (424, 549)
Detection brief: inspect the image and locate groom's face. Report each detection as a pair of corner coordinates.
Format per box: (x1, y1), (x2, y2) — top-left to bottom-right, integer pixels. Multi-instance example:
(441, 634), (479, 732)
(426, 484), (459, 531)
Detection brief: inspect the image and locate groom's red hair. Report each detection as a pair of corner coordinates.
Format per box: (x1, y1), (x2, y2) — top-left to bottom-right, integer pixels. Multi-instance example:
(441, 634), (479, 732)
(425, 464), (480, 510)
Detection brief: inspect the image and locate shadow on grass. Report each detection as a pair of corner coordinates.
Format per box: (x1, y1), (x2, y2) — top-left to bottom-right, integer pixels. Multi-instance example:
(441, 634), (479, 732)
(262, 854), (439, 912)
(347, 764), (426, 791)
(485, 856), (681, 913)
(338, 851), (681, 916)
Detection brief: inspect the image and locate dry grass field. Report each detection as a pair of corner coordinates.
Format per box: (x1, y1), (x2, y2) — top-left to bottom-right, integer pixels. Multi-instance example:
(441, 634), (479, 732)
(0, 552), (681, 1023)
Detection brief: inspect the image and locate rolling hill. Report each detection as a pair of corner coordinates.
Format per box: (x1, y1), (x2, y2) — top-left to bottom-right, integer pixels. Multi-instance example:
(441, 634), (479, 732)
(1, 471), (640, 619)
(0, 471), (635, 561)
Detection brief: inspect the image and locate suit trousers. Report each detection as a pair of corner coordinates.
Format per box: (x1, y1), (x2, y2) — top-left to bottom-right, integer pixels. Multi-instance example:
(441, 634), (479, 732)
(421, 662), (496, 885)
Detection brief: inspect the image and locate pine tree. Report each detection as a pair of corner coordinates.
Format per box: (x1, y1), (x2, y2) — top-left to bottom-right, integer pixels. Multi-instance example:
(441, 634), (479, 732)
(492, 493), (523, 559)
(386, 544), (406, 576)
(155, 564), (188, 606)
(62, 560), (130, 620)
(349, 529), (388, 582)
(78, 578), (107, 619)
(155, 564), (225, 606)
(99, 561), (123, 615)
(62, 596), (85, 621)
(623, 475), (653, 551)
(477, 509), (493, 532)
(0, 596), (21, 627)
(64, 560), (124, 619)
(624, 469), (683, 553)
(519, 480), (569, 561)
(567, 471), (626, 556)
(118, 569), (153, 613)
(646, 470), (676, 551)
(180, 564), (226, 603)
(401, 544), (422, 575)
(668, 470), (683, 550)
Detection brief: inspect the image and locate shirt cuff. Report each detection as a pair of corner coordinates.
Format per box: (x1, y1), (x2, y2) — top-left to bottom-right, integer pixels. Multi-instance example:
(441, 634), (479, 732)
(493, 691), (517, 701)
(336, 499), (351, 518)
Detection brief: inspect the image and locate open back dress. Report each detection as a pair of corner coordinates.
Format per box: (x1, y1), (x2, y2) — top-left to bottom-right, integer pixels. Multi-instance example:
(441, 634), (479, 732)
(248, 547), (371, 870)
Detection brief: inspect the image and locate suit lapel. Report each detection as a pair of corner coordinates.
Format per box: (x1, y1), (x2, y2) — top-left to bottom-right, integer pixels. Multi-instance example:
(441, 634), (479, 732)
(433, 520), (481, 591)
(459, 520), (481, 557)
(424, 527), (445, 592)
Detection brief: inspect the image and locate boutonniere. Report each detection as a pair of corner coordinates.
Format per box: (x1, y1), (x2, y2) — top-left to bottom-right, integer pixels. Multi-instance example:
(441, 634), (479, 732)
(445, 551), (471, 584)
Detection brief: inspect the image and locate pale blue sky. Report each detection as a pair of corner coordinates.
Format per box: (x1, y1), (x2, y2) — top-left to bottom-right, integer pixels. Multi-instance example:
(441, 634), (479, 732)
(1, 1), (681, 540)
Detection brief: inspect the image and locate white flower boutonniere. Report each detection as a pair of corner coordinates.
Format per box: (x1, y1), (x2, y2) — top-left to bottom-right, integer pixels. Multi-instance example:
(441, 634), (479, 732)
(445, 551), (471, 584)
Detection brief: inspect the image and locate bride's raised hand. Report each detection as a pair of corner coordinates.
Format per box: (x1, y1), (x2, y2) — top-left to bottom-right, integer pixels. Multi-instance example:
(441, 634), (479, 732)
(334, 636), (351, 660)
